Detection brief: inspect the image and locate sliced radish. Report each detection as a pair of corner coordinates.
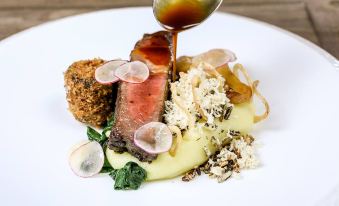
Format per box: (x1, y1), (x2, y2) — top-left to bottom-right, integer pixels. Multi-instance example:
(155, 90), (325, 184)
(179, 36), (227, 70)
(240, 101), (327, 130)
(95, 60), (127, 84)
(192, 49), (237, 68)
(115, 61), (150, 83)
(69, 140), (104, 178)
(134, 122), (173, 154)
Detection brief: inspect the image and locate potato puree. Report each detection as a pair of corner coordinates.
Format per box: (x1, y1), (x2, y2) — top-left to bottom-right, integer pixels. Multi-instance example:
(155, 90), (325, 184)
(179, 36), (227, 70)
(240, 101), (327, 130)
(106, 102), (254, 181)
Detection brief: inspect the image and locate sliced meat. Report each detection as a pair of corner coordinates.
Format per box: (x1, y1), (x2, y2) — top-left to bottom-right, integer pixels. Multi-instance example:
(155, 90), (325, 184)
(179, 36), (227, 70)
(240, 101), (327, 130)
(108, 31), (172, 162)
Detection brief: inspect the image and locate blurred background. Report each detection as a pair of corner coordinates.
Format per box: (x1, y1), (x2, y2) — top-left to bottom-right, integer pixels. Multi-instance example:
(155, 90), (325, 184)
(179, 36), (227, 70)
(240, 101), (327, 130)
(0, 0), (338, 58)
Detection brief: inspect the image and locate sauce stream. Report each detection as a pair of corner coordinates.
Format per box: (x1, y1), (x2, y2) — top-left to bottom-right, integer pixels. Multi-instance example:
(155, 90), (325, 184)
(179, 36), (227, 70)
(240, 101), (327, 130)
(155, 0), (209, 81)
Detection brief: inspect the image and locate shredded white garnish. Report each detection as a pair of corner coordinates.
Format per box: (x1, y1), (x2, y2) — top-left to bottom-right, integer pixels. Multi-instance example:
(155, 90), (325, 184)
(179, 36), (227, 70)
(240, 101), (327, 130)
(164, 63), (231, 129)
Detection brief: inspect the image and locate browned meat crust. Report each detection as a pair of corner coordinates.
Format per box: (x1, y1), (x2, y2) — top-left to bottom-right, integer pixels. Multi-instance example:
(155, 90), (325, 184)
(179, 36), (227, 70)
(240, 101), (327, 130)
(108, 31), (172, 162)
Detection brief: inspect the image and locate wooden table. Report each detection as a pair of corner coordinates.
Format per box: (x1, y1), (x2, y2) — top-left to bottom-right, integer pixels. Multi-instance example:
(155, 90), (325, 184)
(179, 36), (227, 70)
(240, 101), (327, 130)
(0, 0), (338, 58)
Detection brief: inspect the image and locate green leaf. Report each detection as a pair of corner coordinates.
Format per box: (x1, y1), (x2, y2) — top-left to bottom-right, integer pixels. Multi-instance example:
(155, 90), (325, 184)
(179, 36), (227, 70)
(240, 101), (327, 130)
(101, 166), (114, 173)
(109, 162), (147, 190)
(100, 115), (115, 141)
(87, 126), (108, 145)
(86, 127), (102, 142)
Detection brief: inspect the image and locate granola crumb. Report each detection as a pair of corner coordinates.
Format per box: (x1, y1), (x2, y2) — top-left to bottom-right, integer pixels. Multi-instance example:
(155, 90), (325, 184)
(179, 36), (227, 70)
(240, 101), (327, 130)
(182, 168), (201, 182)
(182, 133), (259, 183)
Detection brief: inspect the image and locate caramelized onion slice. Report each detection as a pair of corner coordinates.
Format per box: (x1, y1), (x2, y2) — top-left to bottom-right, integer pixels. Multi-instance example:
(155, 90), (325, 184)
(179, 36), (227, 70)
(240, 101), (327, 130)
(233, 63), (252, 85)
(176, 56), (193, 73)
(216, 64), (253, 104)
(168, 126), (183, 157)
(252, 81), (270, 123)
(232, 64), (270, 123)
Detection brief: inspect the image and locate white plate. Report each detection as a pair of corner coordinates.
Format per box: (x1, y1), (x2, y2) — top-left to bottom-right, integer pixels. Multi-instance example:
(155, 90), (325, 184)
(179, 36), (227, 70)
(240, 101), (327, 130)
(0, 7), (338, 206)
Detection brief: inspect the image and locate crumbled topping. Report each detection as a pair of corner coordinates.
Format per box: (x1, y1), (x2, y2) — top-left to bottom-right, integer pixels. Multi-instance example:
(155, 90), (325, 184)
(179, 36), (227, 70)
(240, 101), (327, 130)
(197, 77), (228, 124)
(183, 133), (259, 183)
(182, 167), (201, 182)
(230, 136), (258, 169)
(164, 101), (189, 130)
(164, 64), (231, 130)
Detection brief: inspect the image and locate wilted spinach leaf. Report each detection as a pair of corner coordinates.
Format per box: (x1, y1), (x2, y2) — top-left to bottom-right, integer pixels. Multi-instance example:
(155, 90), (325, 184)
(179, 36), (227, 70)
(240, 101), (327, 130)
(101, 116), (115, 140)
(109, 162), (147, 190)
(86, 127), (103, 142)
(87, 126), (109, 145)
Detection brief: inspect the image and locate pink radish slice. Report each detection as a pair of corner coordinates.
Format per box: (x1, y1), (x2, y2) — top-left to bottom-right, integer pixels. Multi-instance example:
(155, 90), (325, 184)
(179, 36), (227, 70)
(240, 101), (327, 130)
(192, 49), (237, 68)
(134, 122), (173, 154)
(69, 140), (104, 178)
(95, 60), (127, 84)
(114, 61), (150, 83)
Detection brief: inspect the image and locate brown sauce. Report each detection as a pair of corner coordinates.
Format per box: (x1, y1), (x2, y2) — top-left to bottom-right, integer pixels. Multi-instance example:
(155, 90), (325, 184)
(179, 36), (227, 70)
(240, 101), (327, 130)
(172, 32), (178, 80)
(137, 47), (171, 66)
(130, 31), (172, 73)
(155, 1), (208, 81)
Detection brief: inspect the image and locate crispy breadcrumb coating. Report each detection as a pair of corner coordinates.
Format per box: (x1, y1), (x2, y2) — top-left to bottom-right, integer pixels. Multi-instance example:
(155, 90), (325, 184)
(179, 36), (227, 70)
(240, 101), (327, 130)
(64, 59), (113, 127)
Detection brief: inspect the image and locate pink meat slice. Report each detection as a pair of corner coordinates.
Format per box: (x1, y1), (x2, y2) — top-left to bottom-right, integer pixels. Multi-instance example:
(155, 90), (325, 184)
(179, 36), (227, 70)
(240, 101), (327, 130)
(108, 31), (172, 162)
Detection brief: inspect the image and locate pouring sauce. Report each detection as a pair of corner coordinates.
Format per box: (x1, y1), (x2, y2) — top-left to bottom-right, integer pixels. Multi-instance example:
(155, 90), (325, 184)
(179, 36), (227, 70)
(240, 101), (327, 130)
(155, 1), (209, 80)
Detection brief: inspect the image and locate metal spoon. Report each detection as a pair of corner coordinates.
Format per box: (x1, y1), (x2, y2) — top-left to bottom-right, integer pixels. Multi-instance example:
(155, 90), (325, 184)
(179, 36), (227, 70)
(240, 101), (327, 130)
(153, 0), (223, 31)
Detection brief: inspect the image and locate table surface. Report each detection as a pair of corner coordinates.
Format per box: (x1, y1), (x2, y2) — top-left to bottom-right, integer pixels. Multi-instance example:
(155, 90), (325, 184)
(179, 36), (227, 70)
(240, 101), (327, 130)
(0, 0), (338, 58)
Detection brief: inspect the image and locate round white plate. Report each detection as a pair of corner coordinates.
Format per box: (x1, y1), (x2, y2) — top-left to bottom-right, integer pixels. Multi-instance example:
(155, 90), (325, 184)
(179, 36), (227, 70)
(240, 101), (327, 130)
(0, 7), (338, 206)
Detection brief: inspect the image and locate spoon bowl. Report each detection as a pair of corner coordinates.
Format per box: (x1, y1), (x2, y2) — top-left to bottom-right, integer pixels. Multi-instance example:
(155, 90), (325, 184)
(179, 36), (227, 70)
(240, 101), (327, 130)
(153, 0), (223, 31)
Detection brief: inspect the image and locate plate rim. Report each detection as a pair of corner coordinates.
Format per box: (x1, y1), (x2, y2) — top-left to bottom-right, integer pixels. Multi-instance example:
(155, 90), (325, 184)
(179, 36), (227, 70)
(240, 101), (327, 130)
(0, 6), (339, 205)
